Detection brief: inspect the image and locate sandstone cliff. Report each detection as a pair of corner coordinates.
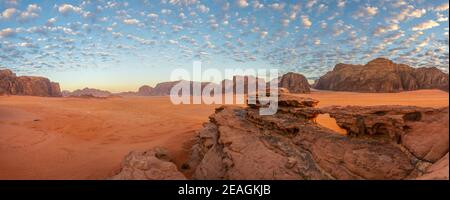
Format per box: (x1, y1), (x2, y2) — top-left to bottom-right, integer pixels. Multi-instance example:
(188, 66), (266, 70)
(277, 72), (310, 93)
(314, 58), (449, 92)
(0, 69), (62, 97)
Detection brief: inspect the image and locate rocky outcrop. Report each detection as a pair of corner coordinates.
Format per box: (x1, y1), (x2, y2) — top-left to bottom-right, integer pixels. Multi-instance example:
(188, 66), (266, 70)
(325, 106), (449, 163)
(64, 87), (112, 97)
(183, 93), (448, 180)
(277, 72), (310, 93)
(0, 69), (62, 97)
(110, 147), (186, 180)
(314, 58), (449, 92)
(137, 85), (153, 96)
(110, 91), (448, 180)
(416, 153), (449, 180)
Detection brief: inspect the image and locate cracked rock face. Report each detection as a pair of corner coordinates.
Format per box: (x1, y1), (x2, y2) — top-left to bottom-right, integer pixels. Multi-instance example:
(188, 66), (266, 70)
(185, 94), (449, 180)
(110, 148), (186, 180)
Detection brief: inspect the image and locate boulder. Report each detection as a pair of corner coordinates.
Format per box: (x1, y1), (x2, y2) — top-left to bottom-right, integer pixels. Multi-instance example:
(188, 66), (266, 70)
(110, 148), (186, 180)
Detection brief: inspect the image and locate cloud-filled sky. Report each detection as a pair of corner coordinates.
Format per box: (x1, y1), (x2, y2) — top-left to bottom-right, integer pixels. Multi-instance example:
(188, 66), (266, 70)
(0, 0), (449, 92)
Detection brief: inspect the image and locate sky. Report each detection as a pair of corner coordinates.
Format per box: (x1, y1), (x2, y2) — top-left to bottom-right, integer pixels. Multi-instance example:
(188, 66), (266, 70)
(0, 0), (449, 92)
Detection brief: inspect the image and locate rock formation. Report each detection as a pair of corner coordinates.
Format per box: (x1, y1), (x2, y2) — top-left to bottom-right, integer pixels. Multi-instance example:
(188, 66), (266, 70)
(110, 147), (186, 180)
(183, 93), (448, 180)
(314, 58), (449, 92)
(111, 90), (448, 180)
(0, 69), (62, 97)
(64, 87), (112, 97)
(137, 85), (153, 96)
(277, 72), (310, 93)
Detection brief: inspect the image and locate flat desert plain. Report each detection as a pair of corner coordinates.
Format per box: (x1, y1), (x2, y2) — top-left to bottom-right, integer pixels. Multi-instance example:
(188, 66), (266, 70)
(0, 89), (448, 179)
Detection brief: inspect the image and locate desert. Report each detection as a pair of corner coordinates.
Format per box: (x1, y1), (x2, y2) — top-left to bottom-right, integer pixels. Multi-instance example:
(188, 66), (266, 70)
(0, 0), (449, 182)
(0, 88), (448, 179)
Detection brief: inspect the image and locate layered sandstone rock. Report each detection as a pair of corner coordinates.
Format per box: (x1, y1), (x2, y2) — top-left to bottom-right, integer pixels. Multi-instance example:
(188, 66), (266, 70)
(416, 153), (449, 180)
(183, 93), (448, 180)
(324, 106), (449, 163)
(0, 69), (62, 97)
(277, 72), (311, 93)
(110, 147), (186, 180)
(314, 58), (449, 92)
(112, 93), (448, 180)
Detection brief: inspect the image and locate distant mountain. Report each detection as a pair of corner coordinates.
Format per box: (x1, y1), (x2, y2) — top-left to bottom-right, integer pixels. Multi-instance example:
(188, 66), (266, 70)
(64, 87), (112, 97)
(314, 58), (449, 92)
(0, 69), (61, 97)
(122, 73), (312, 97)
(137, 85), (153, 96)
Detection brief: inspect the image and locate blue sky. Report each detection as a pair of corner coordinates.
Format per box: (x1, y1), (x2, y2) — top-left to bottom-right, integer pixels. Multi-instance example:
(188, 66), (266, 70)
(0, 0), (448, 92)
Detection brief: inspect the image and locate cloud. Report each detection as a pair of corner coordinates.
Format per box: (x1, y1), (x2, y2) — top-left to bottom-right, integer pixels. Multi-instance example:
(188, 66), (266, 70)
(0, 28), (16, 38)
(306, 0), (318, 8)
(392, 0), (408, 8)
(337, 0), (346, 8)
(353, 6), (378, 19)
(236, 0), (249, 8)
(412, 20), (440, 31)
(252, 1), (263, 9)
(313, 39), (321, 45)
(373, 24), (399, 36)
(58, 4), (82, 15)
(268, 3), (285, 11)
(281, 19), (290, 27)
(434, 3), (449, 12)
(18, 4), (41, 21)
(123, 18), (140, 25)
(0, 8), (17, 20)
(437, 13), (448, 22)
(197, 4), (209, 13)
(301, 15), (312, 29)
(259, 31), (268, 38)
(388, 6), (427, 24)
(148, 13), (159, 19)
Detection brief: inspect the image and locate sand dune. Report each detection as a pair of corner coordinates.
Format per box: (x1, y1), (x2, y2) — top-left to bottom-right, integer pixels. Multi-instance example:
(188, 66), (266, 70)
(0, 89), (448, 179)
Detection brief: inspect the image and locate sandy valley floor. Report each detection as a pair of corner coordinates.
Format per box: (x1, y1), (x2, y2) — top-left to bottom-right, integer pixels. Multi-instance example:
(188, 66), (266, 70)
(0, 89), (448, 179)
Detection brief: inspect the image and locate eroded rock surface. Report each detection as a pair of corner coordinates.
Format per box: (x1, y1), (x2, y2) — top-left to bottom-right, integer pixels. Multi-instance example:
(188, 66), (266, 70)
(110, 148), (186, 180)
(0, 69), (62, 97)
(111, 91), (448, 180)
(184, 93), (448, 180)
(324, 106), (449, 163)
(277, 72), (311, 93)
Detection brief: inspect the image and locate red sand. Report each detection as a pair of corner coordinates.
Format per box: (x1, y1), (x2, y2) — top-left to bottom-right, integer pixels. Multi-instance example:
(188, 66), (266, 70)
(0, 89), (448, 179)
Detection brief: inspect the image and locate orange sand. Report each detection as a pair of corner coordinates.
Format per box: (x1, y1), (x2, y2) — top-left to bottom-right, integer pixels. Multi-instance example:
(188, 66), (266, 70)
(0, 89), (448, 179)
